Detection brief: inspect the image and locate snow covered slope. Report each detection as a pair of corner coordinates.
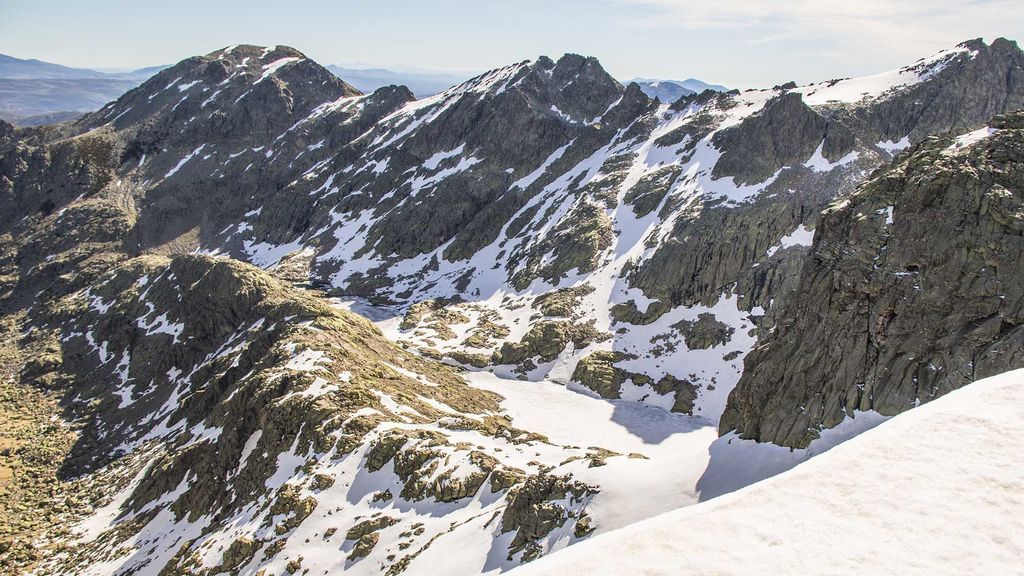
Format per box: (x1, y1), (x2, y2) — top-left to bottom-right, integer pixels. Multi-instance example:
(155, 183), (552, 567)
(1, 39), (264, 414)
(514, 368), (1024, 576)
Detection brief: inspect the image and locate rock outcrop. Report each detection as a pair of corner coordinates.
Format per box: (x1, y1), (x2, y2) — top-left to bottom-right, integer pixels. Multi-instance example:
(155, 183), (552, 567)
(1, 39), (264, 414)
(722, 110), (1024, 447)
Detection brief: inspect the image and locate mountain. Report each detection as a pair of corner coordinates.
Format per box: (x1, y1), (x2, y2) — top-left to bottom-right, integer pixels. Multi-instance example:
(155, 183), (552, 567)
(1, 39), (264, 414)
(115, 64), (172, 80)
(630, 77), (728, 103)
(0, 78), (138, 123)
(0, 53), (111, 79)
(0, 54), (167, 125)
(0, 38), (1022, 574)
(515, 367), (1024, 576)
(630, 79), (695, 103)
(675, 77), (727, 93)
(326, 65), (471, 98)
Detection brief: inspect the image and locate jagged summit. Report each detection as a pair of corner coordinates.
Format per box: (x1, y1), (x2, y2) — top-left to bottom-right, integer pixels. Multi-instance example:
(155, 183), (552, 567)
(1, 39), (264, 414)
(957, 36), (1019, 53)
(409, 52), (626, 120)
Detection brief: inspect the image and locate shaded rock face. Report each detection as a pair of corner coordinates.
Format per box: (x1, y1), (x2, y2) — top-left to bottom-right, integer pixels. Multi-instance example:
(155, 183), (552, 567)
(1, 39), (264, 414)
(625, 40), (1024, 317)
(721, 111), (1024, 448)
(624, 166), (856, 312)
(712, 92), (855, 186)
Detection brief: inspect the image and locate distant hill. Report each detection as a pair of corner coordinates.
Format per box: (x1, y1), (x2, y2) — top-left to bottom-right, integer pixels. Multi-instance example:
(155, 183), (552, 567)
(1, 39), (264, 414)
(0, 53), (166, 124)
(0, 53), (110, 79)
(0, 78), (138, 123)
(327, 65), (470, 98)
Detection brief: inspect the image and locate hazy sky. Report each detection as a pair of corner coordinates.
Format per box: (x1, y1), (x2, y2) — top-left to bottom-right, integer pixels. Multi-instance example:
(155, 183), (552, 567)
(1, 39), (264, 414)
(1, 0), (1021, 87)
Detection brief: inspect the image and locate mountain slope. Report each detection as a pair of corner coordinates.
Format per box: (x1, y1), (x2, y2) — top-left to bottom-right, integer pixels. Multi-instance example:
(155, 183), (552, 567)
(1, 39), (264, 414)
(722, 109), (1024, 447)
(514, 368), (1024, 576)
(24, 255), (604, 575)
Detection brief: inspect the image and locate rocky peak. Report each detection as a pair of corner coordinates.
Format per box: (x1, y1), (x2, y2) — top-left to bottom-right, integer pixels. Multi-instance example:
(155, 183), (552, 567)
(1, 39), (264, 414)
(959, 36), (1019, 56)
(448, 53), (625, 124)
(611, 81), (656, 119)
(80, 44), (358, 134)
(0, 118), (13, 140)
(529, 53), (623, 121)
(362, 83), (417, 113)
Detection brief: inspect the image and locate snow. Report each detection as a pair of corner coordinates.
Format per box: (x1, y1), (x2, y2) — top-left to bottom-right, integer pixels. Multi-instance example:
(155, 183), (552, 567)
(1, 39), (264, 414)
(422, 144), (466, 170)
(766, 223), (814, 256)
(284, 348), (330, 373)
(779, 223), (814, 248)
(803, 140), (859, 172)
(136, 307), (185, 343)
(795, 44), (972, 106)
(877, 135), (911, 153)
(164, 144), (206, 178)
(513, 368), (1024, 576)
(258, 56), (302, 82)
(243, 238), (305, 269)
(237, 430), (263, 473)
(948, 126), (999, 152)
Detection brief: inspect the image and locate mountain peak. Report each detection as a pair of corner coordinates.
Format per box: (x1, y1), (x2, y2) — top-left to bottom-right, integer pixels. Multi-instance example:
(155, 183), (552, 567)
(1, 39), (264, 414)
(206, 43), (307, 62)
(78, 42), (359, 137)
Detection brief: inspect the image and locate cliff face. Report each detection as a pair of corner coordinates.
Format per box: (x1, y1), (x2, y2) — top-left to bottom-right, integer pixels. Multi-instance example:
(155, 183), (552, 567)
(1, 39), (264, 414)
(721, 111), (1024, 448)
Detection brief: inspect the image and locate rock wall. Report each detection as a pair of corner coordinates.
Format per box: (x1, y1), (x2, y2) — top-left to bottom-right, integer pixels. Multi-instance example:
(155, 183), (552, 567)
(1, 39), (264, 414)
(722, 111), (1024, 447)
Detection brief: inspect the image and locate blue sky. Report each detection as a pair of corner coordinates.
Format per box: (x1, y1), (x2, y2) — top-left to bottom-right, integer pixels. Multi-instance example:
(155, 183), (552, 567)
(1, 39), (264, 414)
(1, 0), (1021, 87)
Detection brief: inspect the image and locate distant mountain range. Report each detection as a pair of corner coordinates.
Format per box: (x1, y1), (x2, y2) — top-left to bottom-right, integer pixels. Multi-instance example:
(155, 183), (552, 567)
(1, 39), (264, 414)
(0, 54), (170, 124)
(630, 77), (729, 103)
(0, 53), (158, 80)
(326, 65), (471, 98)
